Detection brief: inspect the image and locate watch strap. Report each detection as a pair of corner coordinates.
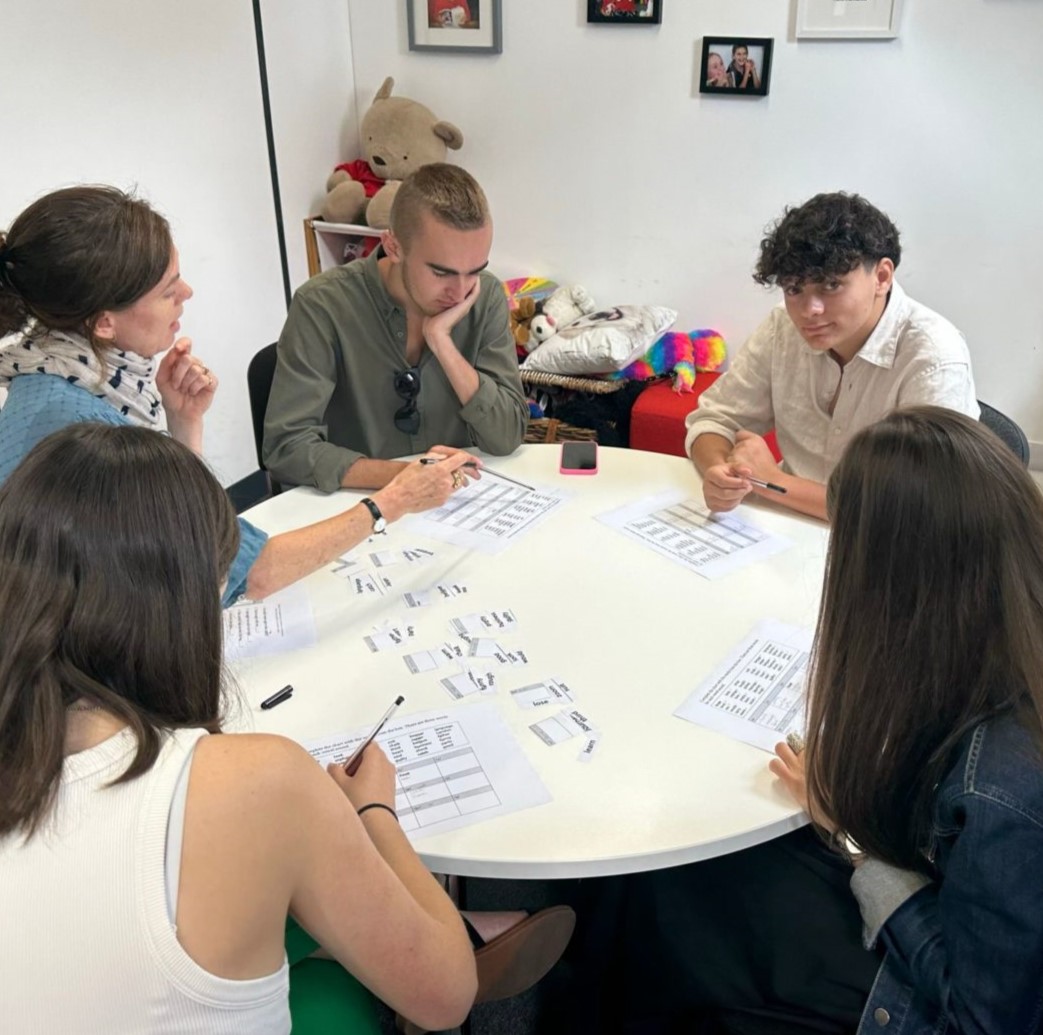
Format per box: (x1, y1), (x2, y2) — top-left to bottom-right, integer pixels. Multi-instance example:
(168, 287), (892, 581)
(360, 497), (386, 532)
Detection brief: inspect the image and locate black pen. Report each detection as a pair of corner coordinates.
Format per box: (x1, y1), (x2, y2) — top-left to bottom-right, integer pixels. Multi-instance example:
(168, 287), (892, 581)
(419, 456), (534, 492)
(344, 694), (405, 775)
(260, 684), (293, 710)
(747, 476), (787, 495)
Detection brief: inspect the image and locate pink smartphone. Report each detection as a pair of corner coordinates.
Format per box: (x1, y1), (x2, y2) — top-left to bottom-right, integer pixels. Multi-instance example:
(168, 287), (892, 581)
(560, 441), (599, 475)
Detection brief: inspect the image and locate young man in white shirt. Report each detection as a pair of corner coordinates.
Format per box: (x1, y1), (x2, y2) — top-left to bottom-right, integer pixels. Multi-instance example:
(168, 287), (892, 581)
(687, 192), (978, 521)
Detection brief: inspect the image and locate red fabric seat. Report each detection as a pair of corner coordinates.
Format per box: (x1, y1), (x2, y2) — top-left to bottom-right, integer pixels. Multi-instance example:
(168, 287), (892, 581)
(629, 375), (780, 460)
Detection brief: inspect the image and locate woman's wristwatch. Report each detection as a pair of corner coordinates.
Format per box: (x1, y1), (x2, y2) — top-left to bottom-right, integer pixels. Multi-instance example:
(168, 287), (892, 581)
(360, 497), (387, 534)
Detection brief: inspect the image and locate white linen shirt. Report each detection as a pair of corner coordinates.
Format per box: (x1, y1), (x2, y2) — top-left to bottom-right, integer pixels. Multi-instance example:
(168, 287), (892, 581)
(684, 282), (979, 483)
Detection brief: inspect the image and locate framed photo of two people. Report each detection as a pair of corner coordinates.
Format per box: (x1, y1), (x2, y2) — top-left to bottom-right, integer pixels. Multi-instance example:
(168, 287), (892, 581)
(699, 37), (773, 97)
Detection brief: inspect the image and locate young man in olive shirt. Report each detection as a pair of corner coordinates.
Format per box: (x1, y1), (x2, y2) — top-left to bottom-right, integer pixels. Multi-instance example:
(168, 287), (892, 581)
(263, 164), (527, 492)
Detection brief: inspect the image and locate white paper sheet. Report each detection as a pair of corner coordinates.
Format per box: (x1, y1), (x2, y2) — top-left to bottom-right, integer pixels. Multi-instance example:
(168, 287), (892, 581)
(223, 586), (317, 660)
(597, 492), (791, 579)
(674, 619), (812, 751)
(412, 478), (565, 555)
(304, 701), (552, 839)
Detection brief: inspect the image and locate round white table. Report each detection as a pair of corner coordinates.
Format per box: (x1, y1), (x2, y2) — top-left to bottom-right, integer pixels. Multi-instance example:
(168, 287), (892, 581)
(234, 445), (828, 879)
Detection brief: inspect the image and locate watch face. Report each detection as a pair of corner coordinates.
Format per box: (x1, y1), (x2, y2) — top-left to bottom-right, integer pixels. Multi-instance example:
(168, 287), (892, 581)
(362, 497), (387, 533)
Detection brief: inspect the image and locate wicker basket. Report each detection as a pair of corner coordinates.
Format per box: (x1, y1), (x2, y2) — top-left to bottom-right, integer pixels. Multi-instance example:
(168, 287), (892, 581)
(520, 369), (625, 394)
(524, 418), (599, 444)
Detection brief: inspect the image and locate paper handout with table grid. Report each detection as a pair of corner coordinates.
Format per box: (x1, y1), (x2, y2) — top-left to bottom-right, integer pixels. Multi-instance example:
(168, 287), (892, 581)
(597, 492), (791, 579)
(411, 477), (564, 554)
(675, 619), (812, 751)
(304, 701), (551, 838)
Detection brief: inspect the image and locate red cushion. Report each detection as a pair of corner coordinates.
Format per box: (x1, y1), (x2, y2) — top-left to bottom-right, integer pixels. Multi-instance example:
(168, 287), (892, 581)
(630, 375), (781, 460)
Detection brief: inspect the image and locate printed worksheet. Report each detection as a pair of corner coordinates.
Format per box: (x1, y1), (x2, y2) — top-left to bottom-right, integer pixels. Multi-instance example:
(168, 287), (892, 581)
(304, 701), (551, 838)
(411, 477), (565, 554)
(223, 586), (317, 660)
(597, 492), (791, 579)
(674, 619), (811, 751)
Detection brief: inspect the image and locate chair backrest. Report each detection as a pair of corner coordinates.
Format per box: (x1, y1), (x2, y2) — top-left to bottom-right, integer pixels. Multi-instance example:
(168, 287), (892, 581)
(247, 342), (279, 470)
(978, 399), (1030, 467)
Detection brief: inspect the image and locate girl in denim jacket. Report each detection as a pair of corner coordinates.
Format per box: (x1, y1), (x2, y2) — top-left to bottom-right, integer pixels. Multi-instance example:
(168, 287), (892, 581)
(772, 406), (1043, 1034)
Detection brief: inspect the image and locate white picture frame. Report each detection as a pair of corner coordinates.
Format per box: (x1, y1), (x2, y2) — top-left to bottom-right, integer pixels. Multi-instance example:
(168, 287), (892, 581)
(407, 0), (502, 54)
(795, 0), (902, 40)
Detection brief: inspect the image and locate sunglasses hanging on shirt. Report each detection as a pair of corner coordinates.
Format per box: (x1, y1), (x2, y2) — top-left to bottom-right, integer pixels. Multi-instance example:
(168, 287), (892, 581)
(393, 366), (421, 435)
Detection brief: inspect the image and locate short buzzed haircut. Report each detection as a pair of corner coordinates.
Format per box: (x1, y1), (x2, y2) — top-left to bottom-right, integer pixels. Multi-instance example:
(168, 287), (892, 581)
(754, 192), (902, 289)
(390, 163), (490, 246)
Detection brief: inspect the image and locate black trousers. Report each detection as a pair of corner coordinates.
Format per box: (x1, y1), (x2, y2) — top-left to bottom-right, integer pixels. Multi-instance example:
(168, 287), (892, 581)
(545, 828), (881, 1035)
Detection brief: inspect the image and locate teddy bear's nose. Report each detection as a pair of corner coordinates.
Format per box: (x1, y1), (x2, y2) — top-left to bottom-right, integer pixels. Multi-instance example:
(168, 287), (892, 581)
(372, 155), (386, 166)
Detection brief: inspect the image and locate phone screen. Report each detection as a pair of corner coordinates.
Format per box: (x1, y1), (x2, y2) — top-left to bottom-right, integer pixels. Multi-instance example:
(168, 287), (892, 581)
(561, 441), (598, 471)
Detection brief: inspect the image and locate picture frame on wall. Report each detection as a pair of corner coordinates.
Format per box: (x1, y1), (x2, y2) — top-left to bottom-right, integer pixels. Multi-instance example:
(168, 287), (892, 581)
(407, 0), (502, 54)
(699, 37), (773, 97)
(587, 1), (662, 25)
(795, 0), (902, 40)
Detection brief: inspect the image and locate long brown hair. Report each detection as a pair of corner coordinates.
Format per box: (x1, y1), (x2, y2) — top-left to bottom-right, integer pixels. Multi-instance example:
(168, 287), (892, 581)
(806, 406), (1043, 871)
(0, 424), (240, 838)
(0, 185), (172, 357)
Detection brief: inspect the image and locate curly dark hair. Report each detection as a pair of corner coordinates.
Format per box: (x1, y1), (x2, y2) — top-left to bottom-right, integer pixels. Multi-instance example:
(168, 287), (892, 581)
(753, 192), (901, 288)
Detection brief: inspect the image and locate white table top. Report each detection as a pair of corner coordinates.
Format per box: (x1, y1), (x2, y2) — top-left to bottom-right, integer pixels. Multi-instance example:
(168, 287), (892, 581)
(234, 446), (828, 879)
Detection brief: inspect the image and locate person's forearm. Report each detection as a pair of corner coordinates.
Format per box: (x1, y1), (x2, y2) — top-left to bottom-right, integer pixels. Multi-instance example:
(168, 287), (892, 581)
(358, 810), (467, 930)
(167, 415), (204, 455)
(690, 432), (734, 474)
(340, 457), (409, 490)
(428, 333), (480, 405)
(244, 503), (374, 599)
(751, 470), (827, 521)
(243, 473), (430, 598)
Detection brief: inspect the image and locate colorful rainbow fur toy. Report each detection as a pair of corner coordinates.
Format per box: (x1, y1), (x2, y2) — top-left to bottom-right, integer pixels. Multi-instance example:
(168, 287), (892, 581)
(606, 329), (726, 392)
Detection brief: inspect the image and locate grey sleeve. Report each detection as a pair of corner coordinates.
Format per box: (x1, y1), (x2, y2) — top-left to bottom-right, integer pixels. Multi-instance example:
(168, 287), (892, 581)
(261, 290), (363, 492)
(457, 282), (528, 456)
(850, 856), (932, 949)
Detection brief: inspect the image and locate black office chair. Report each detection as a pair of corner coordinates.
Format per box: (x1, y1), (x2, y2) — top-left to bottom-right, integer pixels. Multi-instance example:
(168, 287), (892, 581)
(226, 342), (281, 512)
(978, 399), (1029, 467)
(248, 342), (279, 473)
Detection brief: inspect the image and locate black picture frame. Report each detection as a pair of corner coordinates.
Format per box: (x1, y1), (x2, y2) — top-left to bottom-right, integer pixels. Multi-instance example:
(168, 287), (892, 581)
(699, 36), (773, 97)
(586, 1), (662, 26)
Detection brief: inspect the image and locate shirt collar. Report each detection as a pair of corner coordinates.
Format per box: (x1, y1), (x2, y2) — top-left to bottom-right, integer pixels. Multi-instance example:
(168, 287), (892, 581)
(850, 281), (909, 370)
(361, 246), (401, 319)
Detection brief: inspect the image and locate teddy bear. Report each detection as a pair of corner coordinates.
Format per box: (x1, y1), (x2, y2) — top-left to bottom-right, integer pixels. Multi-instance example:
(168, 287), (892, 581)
(526, 285), (598, 352)
(321, 76), (464, 229)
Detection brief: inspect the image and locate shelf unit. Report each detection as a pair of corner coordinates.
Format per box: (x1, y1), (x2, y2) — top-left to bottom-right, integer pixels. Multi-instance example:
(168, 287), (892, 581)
(303, 218), (382, 277)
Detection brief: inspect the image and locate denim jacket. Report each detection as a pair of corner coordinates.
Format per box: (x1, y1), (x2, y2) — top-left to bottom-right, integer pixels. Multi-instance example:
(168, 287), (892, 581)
(851, 715), (1043, 1034)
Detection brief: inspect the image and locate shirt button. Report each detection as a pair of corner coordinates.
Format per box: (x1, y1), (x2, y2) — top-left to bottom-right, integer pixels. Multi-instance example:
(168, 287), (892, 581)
(873, 1007), (890, 1026)
(396, 331), (403, 338)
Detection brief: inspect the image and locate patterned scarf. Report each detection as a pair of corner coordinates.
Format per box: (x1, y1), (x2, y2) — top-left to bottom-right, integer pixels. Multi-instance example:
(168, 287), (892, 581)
(0, 327), (162, 428)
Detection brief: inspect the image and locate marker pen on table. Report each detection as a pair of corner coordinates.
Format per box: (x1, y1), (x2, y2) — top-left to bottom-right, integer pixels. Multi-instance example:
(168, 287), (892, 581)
(344, 694), (405, 776)
(260, 684), (294, 710)
(419, 456), (534, 492)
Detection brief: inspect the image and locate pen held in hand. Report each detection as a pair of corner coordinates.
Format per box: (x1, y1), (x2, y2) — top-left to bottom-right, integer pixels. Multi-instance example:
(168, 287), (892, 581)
(747, 476), (787, 495)
(419, 456), (534, 492)
(344, 694), (405, 776)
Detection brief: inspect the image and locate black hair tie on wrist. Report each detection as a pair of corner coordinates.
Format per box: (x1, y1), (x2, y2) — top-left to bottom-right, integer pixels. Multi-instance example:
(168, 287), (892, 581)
(357, 802), (398, 822)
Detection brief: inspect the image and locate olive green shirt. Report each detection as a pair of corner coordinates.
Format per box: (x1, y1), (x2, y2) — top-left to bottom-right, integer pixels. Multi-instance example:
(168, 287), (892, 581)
(262, 251), (527, 491)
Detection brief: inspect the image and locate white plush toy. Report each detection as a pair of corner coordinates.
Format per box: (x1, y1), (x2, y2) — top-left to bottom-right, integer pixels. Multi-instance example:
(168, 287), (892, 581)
(526, 285), (597, 352)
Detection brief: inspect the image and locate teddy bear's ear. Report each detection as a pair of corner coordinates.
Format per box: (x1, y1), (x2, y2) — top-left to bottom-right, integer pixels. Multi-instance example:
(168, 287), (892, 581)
(375, 77), (395, 101)
(433, 121), (464, 151)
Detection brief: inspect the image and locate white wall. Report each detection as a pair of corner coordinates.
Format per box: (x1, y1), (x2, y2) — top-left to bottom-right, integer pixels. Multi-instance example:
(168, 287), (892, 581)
(1, 1), (292, 485)
(261, 0), (358, 292)
(345, 0), (1043, 445)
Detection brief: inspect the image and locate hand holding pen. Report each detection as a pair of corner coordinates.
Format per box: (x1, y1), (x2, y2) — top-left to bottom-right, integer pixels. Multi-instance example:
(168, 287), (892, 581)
(420, 455), (535, 492)
(343, 695), (404, 776)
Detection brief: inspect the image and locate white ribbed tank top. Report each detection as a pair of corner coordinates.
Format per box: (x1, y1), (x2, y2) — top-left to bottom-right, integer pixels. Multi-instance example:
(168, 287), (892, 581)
(0, 727), (290, 1033)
